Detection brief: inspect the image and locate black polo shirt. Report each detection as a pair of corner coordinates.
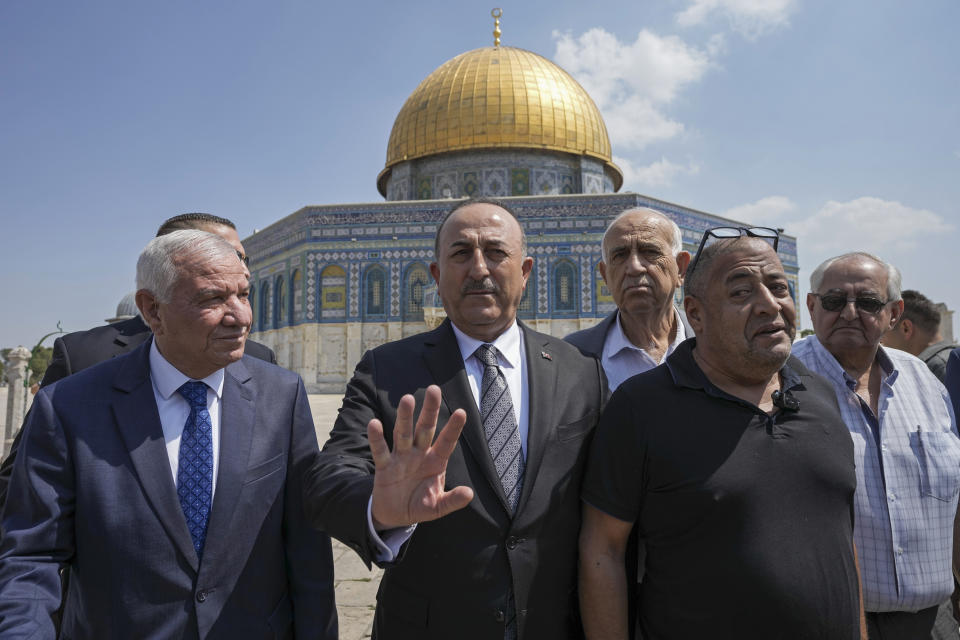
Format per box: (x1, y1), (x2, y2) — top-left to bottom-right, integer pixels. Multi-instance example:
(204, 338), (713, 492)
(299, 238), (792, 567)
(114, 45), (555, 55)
(582, 338), (860, 640)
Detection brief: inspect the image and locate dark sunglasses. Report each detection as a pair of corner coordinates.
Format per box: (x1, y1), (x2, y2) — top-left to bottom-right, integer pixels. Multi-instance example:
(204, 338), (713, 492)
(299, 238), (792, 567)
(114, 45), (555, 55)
(811, 293), (889, 314)
(688, 226), (780, 274)
(236, 251), (250, 266)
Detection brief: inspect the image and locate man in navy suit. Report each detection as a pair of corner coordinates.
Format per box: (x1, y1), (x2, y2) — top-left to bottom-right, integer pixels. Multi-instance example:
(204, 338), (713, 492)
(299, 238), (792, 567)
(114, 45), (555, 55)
(0, 230), (336, 639)
(0, 213), (276, 510)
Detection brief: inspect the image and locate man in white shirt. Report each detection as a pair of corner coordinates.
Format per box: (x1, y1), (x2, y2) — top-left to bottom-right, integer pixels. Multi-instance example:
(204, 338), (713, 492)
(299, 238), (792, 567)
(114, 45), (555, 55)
(0, 230), (337, 639)
(565, 207), (692, 391)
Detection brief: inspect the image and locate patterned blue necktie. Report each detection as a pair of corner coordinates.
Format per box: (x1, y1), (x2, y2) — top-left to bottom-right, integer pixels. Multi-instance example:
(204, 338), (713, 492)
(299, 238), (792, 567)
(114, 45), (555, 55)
(475, 344), (523, 640)
(177, 380), (213, 559)
(475, 344), (525, 513)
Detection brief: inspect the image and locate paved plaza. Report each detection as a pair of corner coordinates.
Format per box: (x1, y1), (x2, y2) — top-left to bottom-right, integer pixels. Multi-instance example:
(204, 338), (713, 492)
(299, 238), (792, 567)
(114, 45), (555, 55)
(309, 394), (380, 639)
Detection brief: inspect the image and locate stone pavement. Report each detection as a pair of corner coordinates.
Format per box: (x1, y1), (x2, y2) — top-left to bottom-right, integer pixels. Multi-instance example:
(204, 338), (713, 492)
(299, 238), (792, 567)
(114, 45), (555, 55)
(309, 394), (381, 640)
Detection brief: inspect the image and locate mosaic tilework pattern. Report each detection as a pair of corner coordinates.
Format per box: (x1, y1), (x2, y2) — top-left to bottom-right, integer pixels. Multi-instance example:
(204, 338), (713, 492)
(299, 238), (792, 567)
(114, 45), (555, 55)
(349, 263), (360, 318)
(305, 254), (316, 320)
(247, 193), (801, 331)
(390, 262), (401, 317)
(536, 258), (548, 314)
(580, 255), (592, 314)
(384, 149), (622, 202)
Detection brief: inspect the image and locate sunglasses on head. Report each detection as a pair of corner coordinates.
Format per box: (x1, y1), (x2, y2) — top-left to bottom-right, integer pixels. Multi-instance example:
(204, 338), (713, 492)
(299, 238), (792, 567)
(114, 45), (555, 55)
(811, 293), (889, 314)
(688, 226), (780, 274)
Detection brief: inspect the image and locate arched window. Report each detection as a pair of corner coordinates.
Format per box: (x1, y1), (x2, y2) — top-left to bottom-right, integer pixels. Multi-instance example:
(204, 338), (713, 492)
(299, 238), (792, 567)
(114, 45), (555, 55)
(403, 263), (430, 321)
(274, 276), (286, 327)
(553, 260), (577, 313)
(320, 265), (346, 319)
(364, 265), (387, 317)
(259, 280), (270, 329)
(290, 269), (302, 324)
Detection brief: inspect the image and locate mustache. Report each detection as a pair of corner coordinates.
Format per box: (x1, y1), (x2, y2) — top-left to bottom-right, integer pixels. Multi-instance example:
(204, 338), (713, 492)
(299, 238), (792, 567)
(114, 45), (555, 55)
(621, 275), (654, 290)
(461, 278), (500, 294)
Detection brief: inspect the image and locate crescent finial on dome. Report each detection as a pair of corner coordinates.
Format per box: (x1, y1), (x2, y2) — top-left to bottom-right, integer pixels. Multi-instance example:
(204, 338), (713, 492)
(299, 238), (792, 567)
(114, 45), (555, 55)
(492, 8), (502, 47)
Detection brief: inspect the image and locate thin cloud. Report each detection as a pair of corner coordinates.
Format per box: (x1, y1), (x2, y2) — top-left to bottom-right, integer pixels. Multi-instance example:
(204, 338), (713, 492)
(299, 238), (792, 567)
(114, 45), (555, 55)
(553, 28), (714, 151)
(723, 196), (797, 226)
(791, 197), (952, 254)
(616, 156), (700, 189)
(725, 195), (952, 255)
(676, 0), (797, 39)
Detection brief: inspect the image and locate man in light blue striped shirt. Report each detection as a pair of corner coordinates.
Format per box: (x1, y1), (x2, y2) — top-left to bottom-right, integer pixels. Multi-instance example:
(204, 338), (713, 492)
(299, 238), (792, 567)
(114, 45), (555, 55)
(793, 251), (960, 640)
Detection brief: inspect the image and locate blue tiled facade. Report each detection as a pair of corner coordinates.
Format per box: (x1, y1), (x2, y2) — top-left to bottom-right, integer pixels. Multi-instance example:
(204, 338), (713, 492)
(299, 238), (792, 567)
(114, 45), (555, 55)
(245, 192), (799, 334)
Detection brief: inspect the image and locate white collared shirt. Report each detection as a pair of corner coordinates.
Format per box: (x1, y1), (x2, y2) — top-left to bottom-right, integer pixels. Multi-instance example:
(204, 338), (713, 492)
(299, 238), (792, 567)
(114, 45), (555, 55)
(450, 320), (530, 455)
(368, 321), (531, 561)
(149, 340), (224, 498)
(601, 309), (686, 391)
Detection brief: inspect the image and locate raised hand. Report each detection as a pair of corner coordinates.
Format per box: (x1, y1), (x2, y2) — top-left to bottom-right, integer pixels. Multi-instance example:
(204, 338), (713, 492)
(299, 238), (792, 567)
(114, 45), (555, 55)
(368, 385), (474, 530)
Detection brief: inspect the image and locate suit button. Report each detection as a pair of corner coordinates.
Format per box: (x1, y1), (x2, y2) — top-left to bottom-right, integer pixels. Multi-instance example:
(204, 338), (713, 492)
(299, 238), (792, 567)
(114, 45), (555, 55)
(506, 536), (523, 550)
(494, 609), (505, 623)
(196, 590), (207, 603)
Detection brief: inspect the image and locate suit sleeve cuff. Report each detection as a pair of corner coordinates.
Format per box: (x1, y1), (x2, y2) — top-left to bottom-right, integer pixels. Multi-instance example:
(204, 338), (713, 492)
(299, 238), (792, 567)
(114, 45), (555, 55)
(366, 496), (416, 562)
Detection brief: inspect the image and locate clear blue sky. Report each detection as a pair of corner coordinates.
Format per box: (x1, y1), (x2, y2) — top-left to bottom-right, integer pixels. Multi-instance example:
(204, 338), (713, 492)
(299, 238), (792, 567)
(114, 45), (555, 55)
(2, 0), (958, 349)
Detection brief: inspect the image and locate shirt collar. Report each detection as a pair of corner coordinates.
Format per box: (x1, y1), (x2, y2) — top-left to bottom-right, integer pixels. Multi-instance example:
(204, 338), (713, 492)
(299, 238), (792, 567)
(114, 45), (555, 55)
(451, 320), (522, 369)
(603, 308), (686, 360)
(803, 335), (897, 389)
(149, 339), (225, 400)
(667, 337), (804, 395)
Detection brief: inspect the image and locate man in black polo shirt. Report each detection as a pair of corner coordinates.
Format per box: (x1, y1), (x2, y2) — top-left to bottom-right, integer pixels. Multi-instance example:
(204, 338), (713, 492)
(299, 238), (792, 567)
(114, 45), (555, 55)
(579, 231), (863, 639)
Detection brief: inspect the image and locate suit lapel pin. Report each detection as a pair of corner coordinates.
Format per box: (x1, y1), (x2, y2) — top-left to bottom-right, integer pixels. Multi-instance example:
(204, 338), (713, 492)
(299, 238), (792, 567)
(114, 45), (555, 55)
(541, 351), (552, 361)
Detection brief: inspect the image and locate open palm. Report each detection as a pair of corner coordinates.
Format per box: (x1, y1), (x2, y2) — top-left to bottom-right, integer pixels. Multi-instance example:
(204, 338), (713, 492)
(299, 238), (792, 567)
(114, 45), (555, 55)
(368, 385), (474, 529)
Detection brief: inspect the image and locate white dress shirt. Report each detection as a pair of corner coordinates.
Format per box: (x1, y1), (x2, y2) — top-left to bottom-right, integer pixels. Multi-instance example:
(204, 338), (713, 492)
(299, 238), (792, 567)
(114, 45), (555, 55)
(149, 340), (224, 497)
(601, 309), (686, 391)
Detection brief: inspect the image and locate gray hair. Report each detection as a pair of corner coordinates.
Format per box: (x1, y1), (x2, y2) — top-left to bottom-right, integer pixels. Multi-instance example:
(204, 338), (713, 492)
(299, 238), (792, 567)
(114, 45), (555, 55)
(136, 230), (238, 303)
(809, 252), (902, 302)
(602, 207), (683, 261)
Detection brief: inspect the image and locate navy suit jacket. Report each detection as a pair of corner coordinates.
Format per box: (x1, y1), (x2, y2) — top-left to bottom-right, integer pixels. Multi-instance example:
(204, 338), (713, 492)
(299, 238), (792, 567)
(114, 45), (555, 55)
(0, 340), (336, 640)
(0, 317), (276, 510)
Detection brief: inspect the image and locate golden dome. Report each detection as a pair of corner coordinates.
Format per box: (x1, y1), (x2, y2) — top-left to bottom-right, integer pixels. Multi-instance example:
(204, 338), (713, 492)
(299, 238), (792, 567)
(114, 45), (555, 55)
(378, 46), (622, 195)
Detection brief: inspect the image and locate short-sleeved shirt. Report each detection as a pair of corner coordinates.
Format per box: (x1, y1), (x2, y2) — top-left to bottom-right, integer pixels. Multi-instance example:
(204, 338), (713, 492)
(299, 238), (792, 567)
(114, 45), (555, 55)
(582, 338), (860, 640)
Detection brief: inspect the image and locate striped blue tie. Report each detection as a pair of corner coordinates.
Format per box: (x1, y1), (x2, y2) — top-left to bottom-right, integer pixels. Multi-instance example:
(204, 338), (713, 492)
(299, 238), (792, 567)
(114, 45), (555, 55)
(475, 344), (525, 513)
(476, 344), (523, 640)
(177, 380), (213, 559)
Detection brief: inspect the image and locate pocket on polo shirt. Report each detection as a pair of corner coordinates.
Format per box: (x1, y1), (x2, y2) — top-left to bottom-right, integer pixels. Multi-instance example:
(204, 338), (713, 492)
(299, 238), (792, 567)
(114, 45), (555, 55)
(916, 430), (960, 502)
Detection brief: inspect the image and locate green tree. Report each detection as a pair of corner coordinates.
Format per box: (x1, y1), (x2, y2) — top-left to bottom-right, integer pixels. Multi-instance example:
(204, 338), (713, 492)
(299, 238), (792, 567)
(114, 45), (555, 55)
(28, 345), (54, 386)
